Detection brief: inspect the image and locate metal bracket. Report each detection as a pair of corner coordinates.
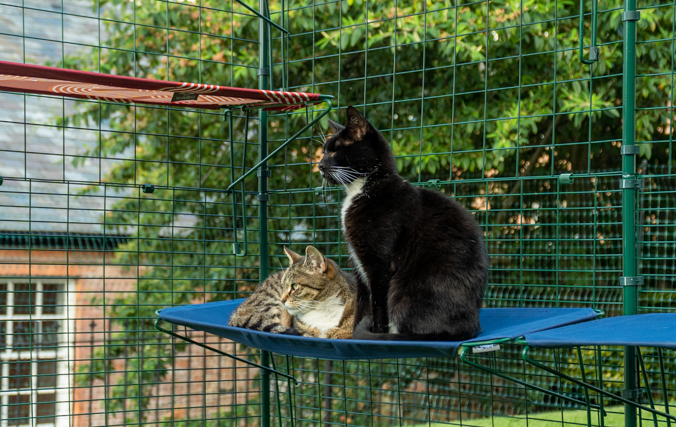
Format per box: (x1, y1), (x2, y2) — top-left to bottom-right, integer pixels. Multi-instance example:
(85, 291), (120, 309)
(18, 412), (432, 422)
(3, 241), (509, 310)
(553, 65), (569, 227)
(257, 68), (270, 76)
(620, 177), (644, 190)
(426, 179), (440, 189)
(142, 184), (155, 194)
(257, 193), (270, 202)
(559, 173), (574, 185)
(623, 11), (641, 21)
(622, 388), (645, 400)
(620, 276), (644, 287)
(257, 169), (272, 178)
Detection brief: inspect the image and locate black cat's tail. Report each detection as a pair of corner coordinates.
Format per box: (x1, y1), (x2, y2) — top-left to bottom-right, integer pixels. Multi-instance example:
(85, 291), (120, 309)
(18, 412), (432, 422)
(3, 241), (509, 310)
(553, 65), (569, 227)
(352, 317), (477, 342)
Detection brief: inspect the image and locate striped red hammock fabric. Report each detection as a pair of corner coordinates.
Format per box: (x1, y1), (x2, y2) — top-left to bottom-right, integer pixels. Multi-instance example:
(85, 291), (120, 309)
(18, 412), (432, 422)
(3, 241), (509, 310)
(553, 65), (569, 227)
(0, 60), (324, 111)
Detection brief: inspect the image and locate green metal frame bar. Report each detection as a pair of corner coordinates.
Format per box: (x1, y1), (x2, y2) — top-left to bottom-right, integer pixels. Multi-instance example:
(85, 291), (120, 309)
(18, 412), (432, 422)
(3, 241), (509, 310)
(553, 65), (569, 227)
(225, 98), (333, 193)
(522, 346), (676, 423)
(579, 0), (600, 63)
(154, 318), (297, 383)
(234, 0), (290, 35)
(621, 0), (641, 423)
(458, 344), (605, 413)
(226, 109), (249, 257)
(258, 2), (272, 424)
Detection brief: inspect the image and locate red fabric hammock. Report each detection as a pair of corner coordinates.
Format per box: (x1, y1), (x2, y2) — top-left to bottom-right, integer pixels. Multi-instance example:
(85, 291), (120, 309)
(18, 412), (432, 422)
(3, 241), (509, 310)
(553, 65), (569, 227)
(0, 60), (325, 111)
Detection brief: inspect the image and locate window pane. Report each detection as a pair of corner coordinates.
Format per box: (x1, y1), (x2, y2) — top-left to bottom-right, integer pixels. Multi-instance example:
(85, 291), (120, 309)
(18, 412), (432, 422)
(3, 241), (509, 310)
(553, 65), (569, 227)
(37, 393), (56, 425)
(0, 283), (6, 315)
(0, 321), (6, 350)
(40, 321), (61, 349)
(12, 321), (35, 350)
(42, 283), (64, 315)
(13, 283), (34, 315)
(8, 394), (30, 426)
(37, 359), (57, 388)
(8, 359), (31, 389)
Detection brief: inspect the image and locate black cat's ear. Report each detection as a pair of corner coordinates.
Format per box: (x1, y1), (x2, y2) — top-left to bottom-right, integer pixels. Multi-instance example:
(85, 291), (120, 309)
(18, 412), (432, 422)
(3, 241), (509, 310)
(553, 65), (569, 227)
(327, 118), (344, 135)
(283, 247), (303, 266)
(345, 106), (370, 140)
(304, 245), (328, 274)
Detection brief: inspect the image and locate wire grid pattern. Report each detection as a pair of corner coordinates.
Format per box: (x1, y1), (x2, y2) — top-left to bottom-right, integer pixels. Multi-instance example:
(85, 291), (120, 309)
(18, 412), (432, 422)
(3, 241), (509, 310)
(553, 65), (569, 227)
(0, 0), (674, 426)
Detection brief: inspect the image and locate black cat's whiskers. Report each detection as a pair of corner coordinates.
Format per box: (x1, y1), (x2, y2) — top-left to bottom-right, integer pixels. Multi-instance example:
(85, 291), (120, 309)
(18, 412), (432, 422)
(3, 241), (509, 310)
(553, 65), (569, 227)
(325, 166), (366, 186)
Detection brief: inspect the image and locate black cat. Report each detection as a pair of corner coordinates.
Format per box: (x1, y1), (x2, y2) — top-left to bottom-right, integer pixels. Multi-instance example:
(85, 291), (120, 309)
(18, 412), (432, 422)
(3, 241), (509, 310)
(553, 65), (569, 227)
(319, 106), (488, 341)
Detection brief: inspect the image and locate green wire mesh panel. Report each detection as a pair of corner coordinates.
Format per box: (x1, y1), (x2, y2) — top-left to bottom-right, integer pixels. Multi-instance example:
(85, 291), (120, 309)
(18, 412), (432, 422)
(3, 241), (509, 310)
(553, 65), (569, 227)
(0, 0), (675, 426)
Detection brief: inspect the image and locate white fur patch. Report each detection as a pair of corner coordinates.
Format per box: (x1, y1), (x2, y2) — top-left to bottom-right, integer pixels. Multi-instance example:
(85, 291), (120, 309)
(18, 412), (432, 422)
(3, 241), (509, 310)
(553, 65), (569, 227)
(389, 322), (400, 334)
(340, 177), (366, 228)
(348, 245), (368, 283)
(296, 294), (345, 337)
(341, 178), (368, 283)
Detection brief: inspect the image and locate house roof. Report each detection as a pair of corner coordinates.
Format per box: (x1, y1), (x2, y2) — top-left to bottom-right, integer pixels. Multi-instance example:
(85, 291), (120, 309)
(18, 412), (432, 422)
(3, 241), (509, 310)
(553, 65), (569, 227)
(0, 1), (109, 237)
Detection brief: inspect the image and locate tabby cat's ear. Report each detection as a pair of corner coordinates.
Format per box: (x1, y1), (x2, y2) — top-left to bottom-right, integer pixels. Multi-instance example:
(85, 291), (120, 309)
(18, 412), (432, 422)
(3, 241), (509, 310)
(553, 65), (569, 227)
(327, 119), (344, 135)
(345, 106), (369, 140)
(283, 247), (303, 266)
(304, 245), (328, 274)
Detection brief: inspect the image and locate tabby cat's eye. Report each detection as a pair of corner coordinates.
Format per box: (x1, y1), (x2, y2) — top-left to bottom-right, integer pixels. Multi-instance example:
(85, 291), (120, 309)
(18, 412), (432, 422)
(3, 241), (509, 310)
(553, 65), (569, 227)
(291, 283), (299, 291)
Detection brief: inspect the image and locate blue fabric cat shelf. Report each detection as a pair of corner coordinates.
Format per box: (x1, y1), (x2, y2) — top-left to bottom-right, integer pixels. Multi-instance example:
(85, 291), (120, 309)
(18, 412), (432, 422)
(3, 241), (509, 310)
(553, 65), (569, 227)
(156, 299), (599, 360)
(155, 301), (676, 423)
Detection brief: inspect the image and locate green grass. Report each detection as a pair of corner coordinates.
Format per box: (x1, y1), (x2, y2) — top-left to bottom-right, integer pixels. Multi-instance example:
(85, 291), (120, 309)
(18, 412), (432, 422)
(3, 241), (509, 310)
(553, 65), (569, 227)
(410, 405), (674, 426)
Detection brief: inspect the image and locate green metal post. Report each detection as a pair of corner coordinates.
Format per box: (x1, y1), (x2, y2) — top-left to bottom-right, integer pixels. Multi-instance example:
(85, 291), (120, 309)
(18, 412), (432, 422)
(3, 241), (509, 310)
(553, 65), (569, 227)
(621, 0), (641, 425)
(258, 1), (272, 426)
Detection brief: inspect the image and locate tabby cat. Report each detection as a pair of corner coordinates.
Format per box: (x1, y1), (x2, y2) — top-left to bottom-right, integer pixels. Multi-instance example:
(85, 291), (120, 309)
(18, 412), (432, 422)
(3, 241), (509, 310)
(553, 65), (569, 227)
(319, 106), (489, 341)
(281, 246), (356, 339)
(228, 246), (356, 339)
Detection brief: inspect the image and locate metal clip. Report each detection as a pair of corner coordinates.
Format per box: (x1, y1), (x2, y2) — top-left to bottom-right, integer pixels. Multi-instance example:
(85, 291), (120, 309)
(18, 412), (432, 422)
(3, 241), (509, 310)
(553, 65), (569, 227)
(0, 176), (3, 186)
(257, 193), (270, 202)
(620, 177), (644, 190)
(621, 145), (640, 155)
(622, 11), (641, 21)
(426, 179), (440, 189)
(559, 173), (574, 185)
(620, 276), (644, 287)
(257, 169), (272, 178)
(257, 67), (270, 76)
(589, 47), (600, 62)
(142, 184), (155, 194)
(622, 388), (645, 400)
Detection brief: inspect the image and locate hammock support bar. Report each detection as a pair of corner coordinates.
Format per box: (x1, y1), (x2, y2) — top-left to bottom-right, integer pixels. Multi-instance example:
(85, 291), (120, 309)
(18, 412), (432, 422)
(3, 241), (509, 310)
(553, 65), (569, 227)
(154, 317), (298, 384)
(226, 98), (333, 193)
(522, 345), (676, 423)
(458, 345), (604, 413)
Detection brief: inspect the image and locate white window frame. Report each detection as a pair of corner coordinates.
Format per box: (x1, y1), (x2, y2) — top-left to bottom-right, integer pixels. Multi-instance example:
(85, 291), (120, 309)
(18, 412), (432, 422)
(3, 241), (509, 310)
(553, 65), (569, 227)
(0, 279), (74, 427)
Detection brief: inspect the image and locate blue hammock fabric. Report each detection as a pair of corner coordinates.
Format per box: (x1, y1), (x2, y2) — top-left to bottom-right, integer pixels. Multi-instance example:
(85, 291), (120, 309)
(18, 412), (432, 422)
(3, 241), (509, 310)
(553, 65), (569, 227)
(158, 299), (598, 360)
(524, 313), (676, 349)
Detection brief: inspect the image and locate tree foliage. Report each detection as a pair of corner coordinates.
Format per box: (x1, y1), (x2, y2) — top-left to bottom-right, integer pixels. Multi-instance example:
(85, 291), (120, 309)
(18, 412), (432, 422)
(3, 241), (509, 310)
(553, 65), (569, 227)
(65, 0), (674, 422)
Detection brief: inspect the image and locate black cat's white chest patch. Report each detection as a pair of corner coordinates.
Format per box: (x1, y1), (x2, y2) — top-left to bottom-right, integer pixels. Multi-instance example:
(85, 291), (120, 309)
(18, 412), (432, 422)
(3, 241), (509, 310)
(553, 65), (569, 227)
(340, 177), (367, 227)
(341, 177), (368, 283)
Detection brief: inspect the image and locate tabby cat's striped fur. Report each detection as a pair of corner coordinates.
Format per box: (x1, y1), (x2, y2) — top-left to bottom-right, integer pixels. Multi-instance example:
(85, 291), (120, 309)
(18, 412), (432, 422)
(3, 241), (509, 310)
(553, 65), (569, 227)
(227, 271), (299, 334)
(228, 246), (356, 339)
